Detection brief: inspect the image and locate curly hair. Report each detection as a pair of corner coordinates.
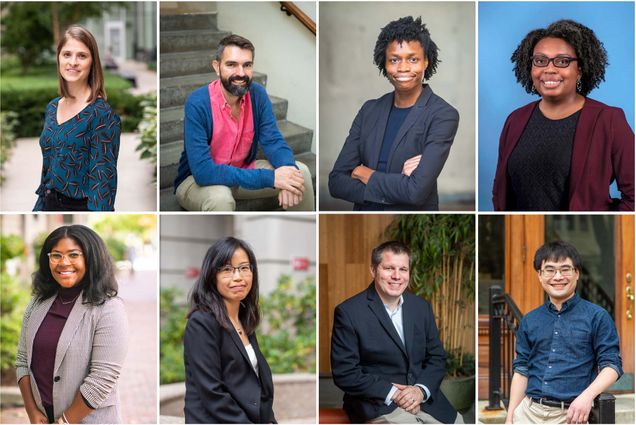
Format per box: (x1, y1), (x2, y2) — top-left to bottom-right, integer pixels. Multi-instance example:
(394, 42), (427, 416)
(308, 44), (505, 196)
(32, 225), (118, 305)
(511, 19), (608, 97)
(373, 16), (439, 80)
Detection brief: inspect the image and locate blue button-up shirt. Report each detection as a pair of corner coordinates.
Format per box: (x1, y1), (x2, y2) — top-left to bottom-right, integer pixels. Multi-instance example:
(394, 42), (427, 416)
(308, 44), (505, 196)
(512, 294), (623, 401)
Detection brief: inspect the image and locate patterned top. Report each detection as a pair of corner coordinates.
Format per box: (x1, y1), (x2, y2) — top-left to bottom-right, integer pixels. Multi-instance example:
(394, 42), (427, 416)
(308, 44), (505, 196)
(33, 97), (121, 211)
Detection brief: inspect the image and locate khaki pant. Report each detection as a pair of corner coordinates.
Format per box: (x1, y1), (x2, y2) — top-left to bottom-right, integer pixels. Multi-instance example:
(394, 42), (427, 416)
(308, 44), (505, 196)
(175, 160), (314, 211)
(512, 396), (581, 424)
(368, 407), (464, 424)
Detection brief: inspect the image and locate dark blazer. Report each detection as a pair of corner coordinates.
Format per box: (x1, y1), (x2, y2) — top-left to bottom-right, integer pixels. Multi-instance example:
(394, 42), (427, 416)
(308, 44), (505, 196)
(328, 85), (459, 210)
(331, 284), (457, 424)
(184, 310), (276, 424)
(493, 98), (635, 211)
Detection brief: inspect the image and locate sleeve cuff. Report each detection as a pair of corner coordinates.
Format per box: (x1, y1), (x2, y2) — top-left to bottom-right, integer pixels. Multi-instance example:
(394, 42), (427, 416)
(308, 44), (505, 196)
(384, 385), (398, 406)
(599, 363), (624, 379)
(415, 384), (431, 403)
(513, 366), (529, 377)
(16, 367), (29, 384)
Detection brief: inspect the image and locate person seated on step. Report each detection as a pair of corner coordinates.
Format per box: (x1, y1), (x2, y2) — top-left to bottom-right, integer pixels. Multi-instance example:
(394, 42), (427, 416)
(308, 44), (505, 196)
(174, 34), (314, 211)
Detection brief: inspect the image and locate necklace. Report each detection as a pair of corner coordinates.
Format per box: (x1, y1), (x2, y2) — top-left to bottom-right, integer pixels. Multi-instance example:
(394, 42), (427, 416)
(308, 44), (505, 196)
(59, 293), (80, 305)
(230, 319), (244, 335)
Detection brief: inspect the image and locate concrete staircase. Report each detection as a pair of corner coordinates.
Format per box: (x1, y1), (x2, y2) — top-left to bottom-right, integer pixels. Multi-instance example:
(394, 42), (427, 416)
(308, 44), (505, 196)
(159, 12), (315, 211)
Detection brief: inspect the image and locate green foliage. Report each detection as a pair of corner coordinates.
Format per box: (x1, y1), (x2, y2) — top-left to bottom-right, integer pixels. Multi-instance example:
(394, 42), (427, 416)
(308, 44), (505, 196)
(0, 234), (30, 374)
(0, 2), (54, 72)
(136, 94), (157, 181)
(445, 349), (475, 378)
(104, 237), (126, 262)
(160, 288), (187, 384)
(259, 275), (316, 373)
(0, 111), (19, 184)
(92, 214), (156, 243)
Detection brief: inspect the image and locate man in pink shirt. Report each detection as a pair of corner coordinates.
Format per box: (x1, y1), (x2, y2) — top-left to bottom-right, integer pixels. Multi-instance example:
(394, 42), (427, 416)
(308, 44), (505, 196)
(174, 34), (314, 211)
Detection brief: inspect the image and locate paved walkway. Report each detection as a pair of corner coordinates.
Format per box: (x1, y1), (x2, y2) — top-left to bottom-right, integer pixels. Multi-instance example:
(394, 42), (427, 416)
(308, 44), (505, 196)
(118, 60), (157, 95)
(0, 268), (158, 424)
(0, 133), (156, 212)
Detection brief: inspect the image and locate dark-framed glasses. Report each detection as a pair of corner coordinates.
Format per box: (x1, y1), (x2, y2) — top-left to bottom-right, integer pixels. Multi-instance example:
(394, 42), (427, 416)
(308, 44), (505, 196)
(48, 251), (83, 264)
(541, 265), (575, 278)
(217, 263), (253, 277)
(531, 55), (578, 68)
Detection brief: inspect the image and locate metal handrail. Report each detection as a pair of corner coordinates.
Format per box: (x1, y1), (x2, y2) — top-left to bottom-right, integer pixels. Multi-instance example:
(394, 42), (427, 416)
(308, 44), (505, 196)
(280, 2), (316, 35)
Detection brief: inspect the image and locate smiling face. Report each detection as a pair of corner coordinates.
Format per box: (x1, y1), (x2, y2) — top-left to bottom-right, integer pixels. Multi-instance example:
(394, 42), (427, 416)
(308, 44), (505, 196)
(49, 237), (86, 289)
(216, 248), (253, 304)
(212, 45), (254, 98)
(538, 257), (579, 307)
(385, 40), (428, 95)
(58, 38), (92, 87)
(531, 37), (581, 102)
(371, 251), (410, 305)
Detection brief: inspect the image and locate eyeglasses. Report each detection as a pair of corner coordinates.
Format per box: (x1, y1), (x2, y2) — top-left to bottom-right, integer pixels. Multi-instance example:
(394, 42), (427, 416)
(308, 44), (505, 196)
(48, 251), (83, 264)
(531, 55), (578, 68)
(217, 264), (253, 277)
(541, 265), (576, 278)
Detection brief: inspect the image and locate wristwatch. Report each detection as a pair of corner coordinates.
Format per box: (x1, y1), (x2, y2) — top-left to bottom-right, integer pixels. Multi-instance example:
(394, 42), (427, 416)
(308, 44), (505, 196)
(417, 385), (427, 401)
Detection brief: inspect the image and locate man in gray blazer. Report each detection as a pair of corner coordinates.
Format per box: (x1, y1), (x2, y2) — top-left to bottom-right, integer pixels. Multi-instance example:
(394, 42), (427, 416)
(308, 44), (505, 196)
(328, 16), (459, 211)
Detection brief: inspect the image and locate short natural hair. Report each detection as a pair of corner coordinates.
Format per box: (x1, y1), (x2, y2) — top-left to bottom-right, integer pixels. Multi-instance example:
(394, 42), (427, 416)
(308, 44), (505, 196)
(57, 25), (106, 102)
(188, 237), (260, 336)
(371, 240), (411, 269)
(33, 225), (118, 305)
(533, 240), (583, 271)
(373, 16), (440, 80)
(215, 34), (255, 62)
(511, 19), (608, 97)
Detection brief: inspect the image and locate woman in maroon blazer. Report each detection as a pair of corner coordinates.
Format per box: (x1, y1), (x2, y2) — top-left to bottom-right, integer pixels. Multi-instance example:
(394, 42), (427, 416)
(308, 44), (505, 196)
(492, 19), (634, 211)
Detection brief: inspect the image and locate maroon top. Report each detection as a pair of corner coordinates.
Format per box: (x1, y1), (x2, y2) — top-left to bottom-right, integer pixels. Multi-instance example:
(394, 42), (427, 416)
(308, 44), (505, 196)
(493, 97), (635, 211)
(31, 286), (83, 409)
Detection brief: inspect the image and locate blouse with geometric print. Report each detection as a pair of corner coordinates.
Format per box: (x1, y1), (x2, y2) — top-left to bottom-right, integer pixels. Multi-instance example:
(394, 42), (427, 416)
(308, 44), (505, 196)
(33, 97), (121, 211)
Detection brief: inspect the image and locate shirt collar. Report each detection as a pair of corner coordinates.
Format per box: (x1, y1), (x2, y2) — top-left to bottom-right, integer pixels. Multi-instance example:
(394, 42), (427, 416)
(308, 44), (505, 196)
(383, 295), (404, 313)
(546, 293), (581, 313)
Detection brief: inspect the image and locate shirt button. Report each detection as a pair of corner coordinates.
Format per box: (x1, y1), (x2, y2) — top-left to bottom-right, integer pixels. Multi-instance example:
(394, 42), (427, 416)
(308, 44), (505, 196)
(552, 349), (555, 352)
(544, 382), (548, 385)
(548, 365), (552, 369)
(554, 331), (558, 335)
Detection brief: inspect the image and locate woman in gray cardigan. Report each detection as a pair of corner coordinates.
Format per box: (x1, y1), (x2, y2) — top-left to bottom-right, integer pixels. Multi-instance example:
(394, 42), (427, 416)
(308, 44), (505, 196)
(16, 225), (128, 424)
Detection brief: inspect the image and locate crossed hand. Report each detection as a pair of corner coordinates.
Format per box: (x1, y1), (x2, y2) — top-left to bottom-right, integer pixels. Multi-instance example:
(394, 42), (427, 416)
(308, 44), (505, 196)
(391, 383), (424, 415)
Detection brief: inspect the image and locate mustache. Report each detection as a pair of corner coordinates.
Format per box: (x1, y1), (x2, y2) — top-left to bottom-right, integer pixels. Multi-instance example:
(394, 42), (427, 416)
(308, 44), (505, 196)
(229, 75), (250, 84)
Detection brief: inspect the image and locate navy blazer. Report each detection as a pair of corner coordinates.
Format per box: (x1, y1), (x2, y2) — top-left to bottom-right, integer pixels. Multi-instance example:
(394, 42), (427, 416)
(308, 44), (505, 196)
(184, 310), (276, 424)
(331, 284), (457, 424)
(493, 98), (635, 211)
(328, 85), (459, 210)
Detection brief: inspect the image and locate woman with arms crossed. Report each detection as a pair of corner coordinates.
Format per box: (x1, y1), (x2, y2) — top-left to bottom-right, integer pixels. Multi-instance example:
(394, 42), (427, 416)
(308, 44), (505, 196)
(493, 19), (634, 211)
(34, 25), (120, 211)
(16, 225), (128, 423)
(184, 237), (276, 424)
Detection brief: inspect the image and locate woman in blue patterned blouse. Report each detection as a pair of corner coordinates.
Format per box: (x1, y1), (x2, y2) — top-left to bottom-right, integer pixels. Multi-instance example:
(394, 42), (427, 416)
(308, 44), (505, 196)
(34, 25), (120, 211)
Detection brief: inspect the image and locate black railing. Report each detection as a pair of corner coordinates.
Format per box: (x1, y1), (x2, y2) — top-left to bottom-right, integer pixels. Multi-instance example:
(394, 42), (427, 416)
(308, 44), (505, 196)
(487, 285), (616, 424)
(487, 285), (522, 411)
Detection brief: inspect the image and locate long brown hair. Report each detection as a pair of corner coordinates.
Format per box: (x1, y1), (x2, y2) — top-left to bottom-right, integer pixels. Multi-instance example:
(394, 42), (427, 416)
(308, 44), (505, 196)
(56, 25), (106, 102)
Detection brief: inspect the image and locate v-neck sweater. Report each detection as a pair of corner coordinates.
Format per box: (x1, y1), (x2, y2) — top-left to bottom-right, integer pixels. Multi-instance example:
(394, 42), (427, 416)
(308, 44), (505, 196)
(33, 97), (121, 211)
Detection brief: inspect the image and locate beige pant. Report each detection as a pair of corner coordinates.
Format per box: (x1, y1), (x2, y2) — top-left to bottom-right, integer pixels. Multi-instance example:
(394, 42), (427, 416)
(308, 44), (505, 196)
(175, 160), (314, 211)
(368, 407), (464, 424)
(512, 396), (580, 424)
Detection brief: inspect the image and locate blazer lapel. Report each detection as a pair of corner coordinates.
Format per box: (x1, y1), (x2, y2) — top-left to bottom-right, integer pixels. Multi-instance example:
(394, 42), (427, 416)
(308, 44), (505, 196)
(366, 285), (407, 357)
(368, 94), (394, 169)
(229, 329), (257, 378)
(569, 100), (601, 203)
(54, 295), (89, 373)
(26, 297), (56, 366)
(401, 295), (417, 358)
(388, 85), (433, 166)
(501, 101), (539, 170)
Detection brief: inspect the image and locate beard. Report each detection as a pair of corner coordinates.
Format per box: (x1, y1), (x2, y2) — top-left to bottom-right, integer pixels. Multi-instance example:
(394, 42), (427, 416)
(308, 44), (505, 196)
(220, 73), (251, 97)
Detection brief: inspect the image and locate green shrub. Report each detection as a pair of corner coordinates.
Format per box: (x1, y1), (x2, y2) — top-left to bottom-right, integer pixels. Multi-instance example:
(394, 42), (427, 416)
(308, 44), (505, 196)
(104, 237), (127, 262)
(136, 94), (157, 180)
(160, 287), (187, 384)
(259, 275), (316, 373)
(0, 111), (19, 183)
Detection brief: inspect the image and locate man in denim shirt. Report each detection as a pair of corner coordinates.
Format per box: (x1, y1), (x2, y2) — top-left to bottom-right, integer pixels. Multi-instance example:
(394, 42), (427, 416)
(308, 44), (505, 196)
(506, 241), (622, 424)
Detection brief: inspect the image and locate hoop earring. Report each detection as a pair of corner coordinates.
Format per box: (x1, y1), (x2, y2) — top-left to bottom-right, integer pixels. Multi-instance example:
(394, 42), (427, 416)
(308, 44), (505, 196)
(576, 79), (582, 93)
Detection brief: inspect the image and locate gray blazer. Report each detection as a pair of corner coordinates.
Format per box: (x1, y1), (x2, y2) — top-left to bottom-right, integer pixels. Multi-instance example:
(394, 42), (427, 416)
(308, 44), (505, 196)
(16, 294), (128, 424)
(328, 84), (459, 210)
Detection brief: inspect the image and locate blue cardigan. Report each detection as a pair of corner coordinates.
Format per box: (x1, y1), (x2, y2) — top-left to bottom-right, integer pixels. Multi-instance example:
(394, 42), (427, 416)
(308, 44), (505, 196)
(33, 97), (120, 211)
(174, 82), (296, 191)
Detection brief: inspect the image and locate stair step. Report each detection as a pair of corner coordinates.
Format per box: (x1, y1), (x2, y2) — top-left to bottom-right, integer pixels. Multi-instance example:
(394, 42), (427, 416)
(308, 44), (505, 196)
(160, 72), (267, 108)
(161, 29), (229, 54)
(159, 152), (316, 212)
(160, 96), (289, 144)
(160, 50), (215, 78)
(160, 12), (218, 32)
(159, 120), (313, 189)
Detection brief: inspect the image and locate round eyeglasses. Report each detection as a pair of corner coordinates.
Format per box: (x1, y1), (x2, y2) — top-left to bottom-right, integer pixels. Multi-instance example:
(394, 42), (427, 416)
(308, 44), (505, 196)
(217, 264), (253, 277)
(48, 251), (83, 264)
(540, 265), (575, 278)
(531, 55), (578, 68)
